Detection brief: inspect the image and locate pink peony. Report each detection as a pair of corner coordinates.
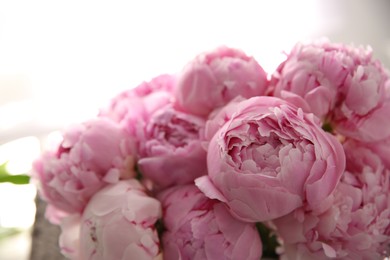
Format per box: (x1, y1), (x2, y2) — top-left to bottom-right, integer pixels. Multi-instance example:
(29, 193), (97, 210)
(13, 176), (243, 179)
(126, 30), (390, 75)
(99, 74), (175, 132)
(137, 104), (207, 189)
(273, 144), (390, 259)
(159, 185), (262, 260)
(175, 46), (268, 117)
(270, 39), (390, 142)
(79, 180), (162, 260)
(196, 96), (345, 222)
(31, 118), (136, 214)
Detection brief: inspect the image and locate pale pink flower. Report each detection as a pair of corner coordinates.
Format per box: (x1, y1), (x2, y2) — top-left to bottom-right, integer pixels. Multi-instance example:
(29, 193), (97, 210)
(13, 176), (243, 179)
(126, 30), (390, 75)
(59, 214), (82, 260)
(175, 46), (268, 117)
(159, 185), (262, 260)
(196, 96), (345, 222)
(45, 204), (69, 225)
(137, 104), (207, 189)
(31, 118), (136, 214)
(273, 144), (390, 259)
(79, 180), (162, 260)
(271, 39), (390, 142)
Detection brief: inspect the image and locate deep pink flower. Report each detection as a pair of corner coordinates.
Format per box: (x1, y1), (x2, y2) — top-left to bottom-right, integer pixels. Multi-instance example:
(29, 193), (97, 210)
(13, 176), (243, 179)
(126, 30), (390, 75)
(79, 180), (162, 260)
(271, 39), (390, 142)
(273, 144), (390, 259)
(31, 118), (136, 214)
(137, 105), (207, 189)
(175, 46), (268, 117)
(196, 96), (345, 222)
(159, 185), (262, 260)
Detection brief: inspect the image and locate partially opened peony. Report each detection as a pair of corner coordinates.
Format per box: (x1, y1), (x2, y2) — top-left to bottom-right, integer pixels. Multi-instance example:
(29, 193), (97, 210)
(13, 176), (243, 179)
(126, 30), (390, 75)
(159, 185), (262, 260)
(79, 180), (162, 260)
(273, 144), (390, 259)
(270, 39), (390, 142)
(137, 104), (207, 189)
(31, 118), (136, 214)
(175, 46), (268, 117)
(197, 96), (345, 222)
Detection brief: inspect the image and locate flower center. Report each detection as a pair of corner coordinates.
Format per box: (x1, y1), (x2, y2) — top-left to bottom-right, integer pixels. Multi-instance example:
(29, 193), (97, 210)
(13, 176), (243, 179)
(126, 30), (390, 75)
(227, 122), (288, 175)
(150, 110), (201, 148)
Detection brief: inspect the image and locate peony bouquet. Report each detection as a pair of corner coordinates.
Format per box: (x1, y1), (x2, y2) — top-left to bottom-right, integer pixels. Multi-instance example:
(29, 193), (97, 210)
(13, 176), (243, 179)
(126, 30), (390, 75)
(31, 39), (390, 259)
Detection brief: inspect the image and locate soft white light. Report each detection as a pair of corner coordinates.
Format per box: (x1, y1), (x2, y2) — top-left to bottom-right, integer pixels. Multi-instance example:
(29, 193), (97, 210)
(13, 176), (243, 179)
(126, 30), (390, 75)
(0, 183), (36, 228)
(0, 136), (41, 174)
(43, 131), (63, 151)
(0, 1), (323, 144)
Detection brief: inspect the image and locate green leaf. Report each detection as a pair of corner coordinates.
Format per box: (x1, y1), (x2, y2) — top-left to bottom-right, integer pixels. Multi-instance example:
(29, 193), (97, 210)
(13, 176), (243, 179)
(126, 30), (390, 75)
(0, 174), (30, 184)
(0, 161), (30, 184)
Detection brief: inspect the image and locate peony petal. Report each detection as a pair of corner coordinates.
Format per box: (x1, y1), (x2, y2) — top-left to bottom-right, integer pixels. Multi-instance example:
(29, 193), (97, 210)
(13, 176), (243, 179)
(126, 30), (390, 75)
(195, 176), (227, 203)
(321, 243), (337, 258)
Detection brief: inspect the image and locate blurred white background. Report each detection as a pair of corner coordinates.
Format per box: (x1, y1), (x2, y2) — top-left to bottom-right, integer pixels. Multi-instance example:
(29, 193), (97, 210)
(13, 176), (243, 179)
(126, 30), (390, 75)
(0, 0), (389, 259)
(1, 0), (390, 143)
